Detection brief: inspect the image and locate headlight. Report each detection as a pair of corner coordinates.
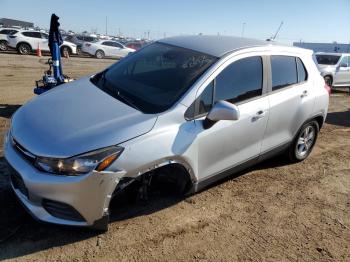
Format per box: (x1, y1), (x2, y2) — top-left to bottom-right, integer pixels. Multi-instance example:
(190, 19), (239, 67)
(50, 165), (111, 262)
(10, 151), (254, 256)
(34, 146), (124, 175)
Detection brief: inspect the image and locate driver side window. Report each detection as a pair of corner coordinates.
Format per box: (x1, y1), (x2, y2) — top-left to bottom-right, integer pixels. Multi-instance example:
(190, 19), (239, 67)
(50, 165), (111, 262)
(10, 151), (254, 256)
(188, 56), (263, 119)
(340, 56), (349, 67)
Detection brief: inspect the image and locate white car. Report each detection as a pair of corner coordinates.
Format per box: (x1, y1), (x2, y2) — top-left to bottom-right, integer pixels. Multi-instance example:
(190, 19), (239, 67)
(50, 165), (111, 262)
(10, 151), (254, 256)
(7, 30), (77, 55)
(82, 40), (135, 59)
(0, 28), (19, 51)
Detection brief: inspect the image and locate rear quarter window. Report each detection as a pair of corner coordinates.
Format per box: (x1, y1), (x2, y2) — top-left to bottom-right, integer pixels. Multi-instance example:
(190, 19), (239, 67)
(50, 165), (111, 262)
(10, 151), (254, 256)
(271, 56), (297, 91)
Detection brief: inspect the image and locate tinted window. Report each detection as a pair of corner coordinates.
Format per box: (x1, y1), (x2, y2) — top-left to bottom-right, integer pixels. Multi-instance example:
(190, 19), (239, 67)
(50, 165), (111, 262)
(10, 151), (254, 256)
(41, 33), (48, 39)
(0, 29), (17, 35)
(198, 81), (214, 115)
(102, 41), (113, 46)
(316, 54), (341, 65)
(114, 42), (123, 48)
(215, 56), (263, 104)
(22, 31), (41, 38)
(91, 42), (217, 113)
(296, 58), (307, 82)
(271, 56), (297, 90)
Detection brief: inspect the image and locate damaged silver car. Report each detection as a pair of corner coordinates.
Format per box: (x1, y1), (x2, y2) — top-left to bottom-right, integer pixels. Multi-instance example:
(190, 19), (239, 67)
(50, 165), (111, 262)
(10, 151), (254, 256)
(4, 35), (329, 230)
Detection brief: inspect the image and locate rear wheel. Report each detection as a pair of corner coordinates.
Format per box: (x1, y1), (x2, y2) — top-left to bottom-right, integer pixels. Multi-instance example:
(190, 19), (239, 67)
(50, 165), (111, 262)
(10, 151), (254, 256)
(288, 121), (319, 162)
(324, 75), (333, 88)
(17, 43), (31, 55)
(95, 50), (104, 59)
(0, 40), (8, 51)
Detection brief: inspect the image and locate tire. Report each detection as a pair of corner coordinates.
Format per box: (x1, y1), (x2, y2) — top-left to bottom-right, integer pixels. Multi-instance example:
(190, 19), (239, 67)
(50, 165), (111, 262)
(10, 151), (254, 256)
(17, 43), (31, 55)
(76, 45), (82, 55)
(288, 120), (319, 162)
(60, 46), (71, 56)
(95, 50), (104, 59)
(324, 75), (333, 88)
(0, 40), (8, 51)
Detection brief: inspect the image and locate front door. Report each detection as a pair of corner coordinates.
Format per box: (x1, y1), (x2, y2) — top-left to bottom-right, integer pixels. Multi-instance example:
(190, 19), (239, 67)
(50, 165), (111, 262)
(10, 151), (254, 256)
(194, 56), (269, 181)
(334, 56), (350, 85)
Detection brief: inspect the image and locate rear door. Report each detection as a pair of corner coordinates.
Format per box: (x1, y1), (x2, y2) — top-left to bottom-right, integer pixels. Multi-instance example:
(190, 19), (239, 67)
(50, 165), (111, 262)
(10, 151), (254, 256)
(261, 55), (315, 153)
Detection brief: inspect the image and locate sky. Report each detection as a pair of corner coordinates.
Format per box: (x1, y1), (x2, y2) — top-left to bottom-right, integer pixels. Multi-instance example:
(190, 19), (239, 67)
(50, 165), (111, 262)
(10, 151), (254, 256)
(1, 0), (350, 44)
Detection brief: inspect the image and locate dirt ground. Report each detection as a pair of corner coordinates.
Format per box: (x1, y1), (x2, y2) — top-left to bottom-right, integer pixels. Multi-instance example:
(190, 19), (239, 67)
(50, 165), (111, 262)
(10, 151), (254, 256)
(0, 53), (349, 261)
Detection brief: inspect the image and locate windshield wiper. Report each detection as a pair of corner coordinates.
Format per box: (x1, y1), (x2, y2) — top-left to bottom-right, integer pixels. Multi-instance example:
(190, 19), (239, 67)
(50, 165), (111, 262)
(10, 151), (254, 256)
(115, 89), (141, 112)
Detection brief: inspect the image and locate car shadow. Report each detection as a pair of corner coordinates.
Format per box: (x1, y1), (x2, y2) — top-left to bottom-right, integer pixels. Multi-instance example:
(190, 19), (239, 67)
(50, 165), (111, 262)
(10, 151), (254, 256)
(0, 104), (21, 119)
(0, 151), (292, 260)
(326, 110), (350, 128)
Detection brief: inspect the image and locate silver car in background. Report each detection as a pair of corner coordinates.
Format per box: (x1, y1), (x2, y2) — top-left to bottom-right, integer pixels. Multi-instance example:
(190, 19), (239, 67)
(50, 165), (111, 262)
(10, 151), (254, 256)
(4, 36), (329, 230)
(81, 39), (135, 59)
(315, 52), (350, 87)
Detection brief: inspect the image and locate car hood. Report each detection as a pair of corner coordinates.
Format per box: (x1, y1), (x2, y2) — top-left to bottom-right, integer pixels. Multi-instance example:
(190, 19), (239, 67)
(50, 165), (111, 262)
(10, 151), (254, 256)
(11, 77), (157, 158)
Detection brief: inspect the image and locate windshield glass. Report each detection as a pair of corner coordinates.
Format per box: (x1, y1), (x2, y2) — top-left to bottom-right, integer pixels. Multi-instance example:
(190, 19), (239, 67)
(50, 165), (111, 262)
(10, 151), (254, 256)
(91, 42), (218, 113)
(316, 54), (341, 65)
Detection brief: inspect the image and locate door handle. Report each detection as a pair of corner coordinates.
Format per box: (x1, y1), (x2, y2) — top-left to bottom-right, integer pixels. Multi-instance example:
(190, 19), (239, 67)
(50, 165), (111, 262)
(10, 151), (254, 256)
(252, 110), (266, 121)
(301, 90), (308, 98)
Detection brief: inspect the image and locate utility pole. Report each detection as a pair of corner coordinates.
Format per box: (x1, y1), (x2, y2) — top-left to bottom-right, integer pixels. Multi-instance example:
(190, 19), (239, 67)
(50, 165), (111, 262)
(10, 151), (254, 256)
(241, 22), (246, 37)
(105, 16), (107, 35)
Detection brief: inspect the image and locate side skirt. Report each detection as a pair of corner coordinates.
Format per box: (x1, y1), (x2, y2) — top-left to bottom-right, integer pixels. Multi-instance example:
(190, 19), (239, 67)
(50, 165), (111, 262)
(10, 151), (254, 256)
(194, 141), (291, 193)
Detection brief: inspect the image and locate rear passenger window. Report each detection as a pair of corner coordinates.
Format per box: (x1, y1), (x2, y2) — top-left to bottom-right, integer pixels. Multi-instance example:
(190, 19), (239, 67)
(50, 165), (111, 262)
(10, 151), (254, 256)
(296, 58), (307, 82)
(215, 56), (263, 104)
(271, 56), (297, 90)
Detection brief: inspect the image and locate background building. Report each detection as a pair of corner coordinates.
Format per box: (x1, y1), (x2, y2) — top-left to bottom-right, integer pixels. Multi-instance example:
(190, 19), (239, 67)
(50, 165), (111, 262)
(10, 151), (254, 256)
(0, 18), (34, 28)
(293, 42), (350, 53)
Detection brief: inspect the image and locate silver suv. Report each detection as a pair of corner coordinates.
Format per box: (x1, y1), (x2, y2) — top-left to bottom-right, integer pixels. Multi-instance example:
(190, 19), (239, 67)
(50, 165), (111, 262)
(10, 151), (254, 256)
(316, 52), (350, 87)
(4, 36), (329, 230)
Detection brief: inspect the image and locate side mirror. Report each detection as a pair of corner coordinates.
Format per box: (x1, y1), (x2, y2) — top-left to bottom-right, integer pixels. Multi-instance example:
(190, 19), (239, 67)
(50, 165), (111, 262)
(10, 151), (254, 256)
(340, 63), (348, 68)
(203, 100), (240, 129)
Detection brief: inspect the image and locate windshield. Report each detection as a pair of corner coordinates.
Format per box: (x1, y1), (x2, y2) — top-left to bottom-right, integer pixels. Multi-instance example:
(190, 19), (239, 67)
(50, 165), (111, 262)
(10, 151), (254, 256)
(91, 42), (218, 113)
(316, 54), (341, 65)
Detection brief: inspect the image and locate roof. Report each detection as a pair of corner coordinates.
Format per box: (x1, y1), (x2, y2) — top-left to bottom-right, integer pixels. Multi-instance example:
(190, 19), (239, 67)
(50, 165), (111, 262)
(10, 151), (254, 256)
(158, 35), (271, 57)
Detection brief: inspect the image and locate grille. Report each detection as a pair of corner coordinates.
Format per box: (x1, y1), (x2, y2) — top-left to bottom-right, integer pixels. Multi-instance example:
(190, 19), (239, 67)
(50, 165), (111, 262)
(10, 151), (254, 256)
(42, 199), (86, 222)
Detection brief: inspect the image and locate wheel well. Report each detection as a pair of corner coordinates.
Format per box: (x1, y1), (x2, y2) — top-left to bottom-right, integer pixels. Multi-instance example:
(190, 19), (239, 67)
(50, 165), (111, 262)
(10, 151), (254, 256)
(60, 45), (72, 54)
(113, 163), (193, 199)
(313, 115), (324, 129)
(0, 39), (8, 43)
(324, 75), (333, 81)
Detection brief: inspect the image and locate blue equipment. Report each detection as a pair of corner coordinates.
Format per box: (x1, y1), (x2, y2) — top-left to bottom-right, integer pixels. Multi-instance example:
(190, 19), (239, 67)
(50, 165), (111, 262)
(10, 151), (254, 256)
(34, 14), (72, 95)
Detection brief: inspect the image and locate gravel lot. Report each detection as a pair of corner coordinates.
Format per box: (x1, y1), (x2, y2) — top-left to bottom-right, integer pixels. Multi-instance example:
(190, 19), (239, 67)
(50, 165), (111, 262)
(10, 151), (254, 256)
(0, 53), (349, 261)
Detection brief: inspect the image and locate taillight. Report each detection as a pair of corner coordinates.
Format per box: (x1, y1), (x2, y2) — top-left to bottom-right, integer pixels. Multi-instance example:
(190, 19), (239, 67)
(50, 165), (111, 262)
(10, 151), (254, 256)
(324, 84), (331, 95)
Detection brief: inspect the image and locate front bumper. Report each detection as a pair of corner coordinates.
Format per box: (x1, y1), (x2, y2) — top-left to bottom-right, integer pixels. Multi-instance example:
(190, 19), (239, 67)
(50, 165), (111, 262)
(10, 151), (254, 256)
(3, 131), (126, 227)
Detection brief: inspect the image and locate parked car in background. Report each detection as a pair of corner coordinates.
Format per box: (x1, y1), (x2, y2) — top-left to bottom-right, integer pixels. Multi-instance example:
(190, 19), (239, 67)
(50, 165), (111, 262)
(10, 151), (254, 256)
(7, 30), (77, 55)
(82, 40), (135, 59)
(0, 28), (19, 51)
(64, 34), (98, 55)
(4, 35), (329, 230)
(125, 41), (147, 50)
(315, 52), (350, 87)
